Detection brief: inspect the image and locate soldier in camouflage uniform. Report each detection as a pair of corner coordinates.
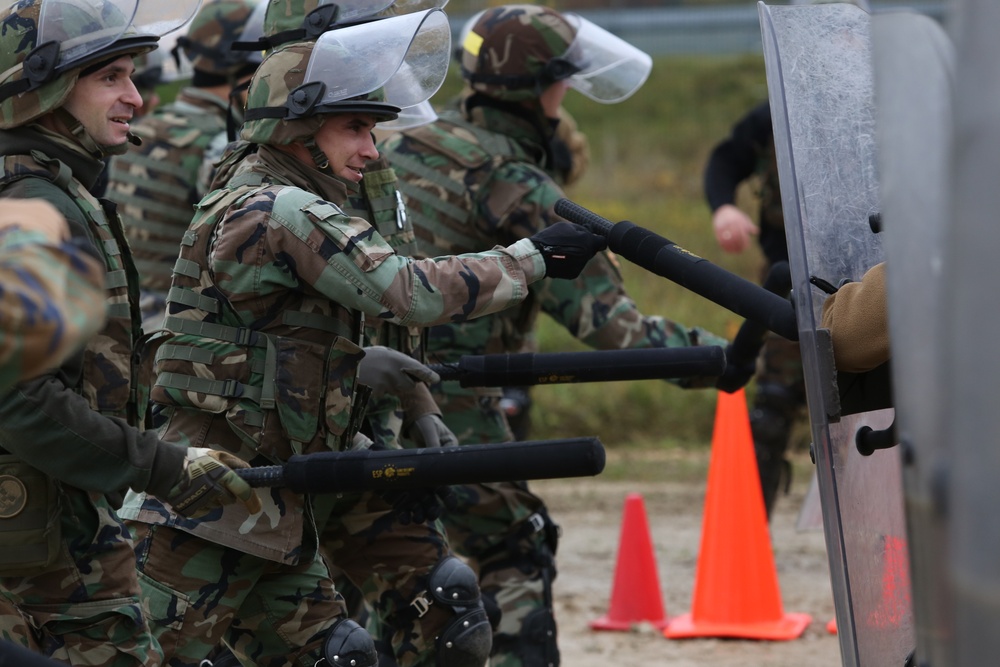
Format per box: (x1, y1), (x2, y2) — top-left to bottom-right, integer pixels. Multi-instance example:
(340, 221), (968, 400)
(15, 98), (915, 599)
(0, 2), (263, 665)
(119, 12), (606, 666)
(703, 100), (807, 519)
(378, 7), (741, 667)
(0, 199), (107, 392)
(107, 0), (264, 332)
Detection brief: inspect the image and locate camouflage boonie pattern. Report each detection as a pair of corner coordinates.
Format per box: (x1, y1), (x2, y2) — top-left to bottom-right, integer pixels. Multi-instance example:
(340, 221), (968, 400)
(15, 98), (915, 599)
(129, 521), (347, 666)
(0, 147), (156, 665)
(260, 0), (444, 44)
(241, 42), (396, 147)
(109, 89), (230, 293)
(0, 491), (158, 667)
(314, 490), (459, 667)
(121, 144), (542, 663)
(0, 0), (151, 129)
(379, 98), (727, 667)
(460, 5), (577, 103)
(179, 0), (259, 76)
(0, 225), (107, 392)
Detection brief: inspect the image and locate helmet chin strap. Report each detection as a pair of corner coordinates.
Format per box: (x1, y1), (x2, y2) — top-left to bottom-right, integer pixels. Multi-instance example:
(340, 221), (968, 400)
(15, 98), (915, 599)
(54, 107), (137, 157)
(303, 136), (336, 177)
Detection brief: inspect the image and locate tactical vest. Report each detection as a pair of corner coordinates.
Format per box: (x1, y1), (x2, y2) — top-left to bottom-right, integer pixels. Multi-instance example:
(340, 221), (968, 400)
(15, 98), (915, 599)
(0, 151), (144, 422)
(387, 110), (530, 259)
(109, 98), (227, 291)
(343, 155), (423, 357)
(149, 170), (367, 461)
(386, 111), (537, 357)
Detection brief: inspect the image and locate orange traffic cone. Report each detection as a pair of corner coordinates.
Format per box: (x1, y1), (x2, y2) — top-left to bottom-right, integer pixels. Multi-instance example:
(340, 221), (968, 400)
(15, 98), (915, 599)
(664, 389), (812, 640)
(590, 493), (669, 631)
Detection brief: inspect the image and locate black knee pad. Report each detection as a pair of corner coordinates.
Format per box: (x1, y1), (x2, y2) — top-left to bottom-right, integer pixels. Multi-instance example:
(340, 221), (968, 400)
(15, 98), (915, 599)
(322, 618), (378, 667)
(518, 607), (559, 667)
(427, 556), (492, 667)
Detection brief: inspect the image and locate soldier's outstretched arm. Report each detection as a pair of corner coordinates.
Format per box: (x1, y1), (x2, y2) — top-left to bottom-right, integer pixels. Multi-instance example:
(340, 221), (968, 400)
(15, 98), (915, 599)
(281, 193), (603, 327)
(0, 200), (107, 391)
(535, 249), (729, 388)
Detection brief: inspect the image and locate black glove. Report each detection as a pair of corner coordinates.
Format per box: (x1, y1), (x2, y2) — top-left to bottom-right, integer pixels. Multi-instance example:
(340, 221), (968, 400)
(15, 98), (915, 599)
(715, 343), (757, 393)
(382, 486), (459, 525)
(529, 221), (607, 279)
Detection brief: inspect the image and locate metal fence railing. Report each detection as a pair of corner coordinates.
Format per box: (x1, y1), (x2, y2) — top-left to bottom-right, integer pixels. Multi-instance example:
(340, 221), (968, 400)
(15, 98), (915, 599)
(450, 1), (947, 56)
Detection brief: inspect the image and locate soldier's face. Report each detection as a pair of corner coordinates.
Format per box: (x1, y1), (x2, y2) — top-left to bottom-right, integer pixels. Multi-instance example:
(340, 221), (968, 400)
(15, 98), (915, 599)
(63, 56), (143, 147)
(313, 113), (381, 182)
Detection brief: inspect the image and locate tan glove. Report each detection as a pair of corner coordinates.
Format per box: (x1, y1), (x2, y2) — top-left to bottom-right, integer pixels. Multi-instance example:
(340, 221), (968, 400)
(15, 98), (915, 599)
(166, 448), (262, 519)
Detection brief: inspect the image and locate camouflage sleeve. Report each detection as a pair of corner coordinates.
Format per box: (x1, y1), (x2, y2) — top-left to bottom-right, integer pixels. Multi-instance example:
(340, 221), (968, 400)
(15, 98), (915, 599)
(0, 229), (107, 392)
(269, 189), (547, 326)
(536, 249), (728, 351)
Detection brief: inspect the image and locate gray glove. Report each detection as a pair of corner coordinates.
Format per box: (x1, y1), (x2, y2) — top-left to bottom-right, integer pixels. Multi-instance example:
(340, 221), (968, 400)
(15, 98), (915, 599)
(357, 346), (440, 400)
(408, 413), (460, 448)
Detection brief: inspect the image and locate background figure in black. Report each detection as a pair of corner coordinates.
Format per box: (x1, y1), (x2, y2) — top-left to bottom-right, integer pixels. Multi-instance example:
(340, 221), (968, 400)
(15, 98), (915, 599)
(703, 100), (806, 519)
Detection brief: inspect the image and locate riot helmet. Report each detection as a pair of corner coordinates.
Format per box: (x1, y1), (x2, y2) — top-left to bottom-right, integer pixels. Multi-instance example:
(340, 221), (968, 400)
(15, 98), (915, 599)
(0, 0), (201, 129)
(460, 4), (651, 104)
(241, 7), (450, 148)
(250, 0), (447, 51)
(174, 0), (263, 81)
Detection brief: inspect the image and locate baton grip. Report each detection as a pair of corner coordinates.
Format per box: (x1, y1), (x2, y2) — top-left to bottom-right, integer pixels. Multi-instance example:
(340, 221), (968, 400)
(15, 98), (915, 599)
(235, 465), (285, 488)
(554, 199), (799, 341)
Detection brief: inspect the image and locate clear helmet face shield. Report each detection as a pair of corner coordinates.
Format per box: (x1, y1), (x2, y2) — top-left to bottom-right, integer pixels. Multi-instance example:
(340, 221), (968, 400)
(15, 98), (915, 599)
(561, 14), (652, 104)
(377, 99), (437, 132)
(302, 8), (450, 113)
(35, 0), (201, 70)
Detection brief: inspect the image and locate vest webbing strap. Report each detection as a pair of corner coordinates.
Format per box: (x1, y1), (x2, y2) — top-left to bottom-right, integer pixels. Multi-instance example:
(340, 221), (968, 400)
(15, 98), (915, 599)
(163, 316), (266, 348)
(167, 286), (220, 314)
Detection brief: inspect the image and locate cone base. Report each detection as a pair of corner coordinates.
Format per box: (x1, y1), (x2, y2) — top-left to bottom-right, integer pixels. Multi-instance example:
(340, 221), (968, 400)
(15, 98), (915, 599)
(589, 615), (670, 632)
(663, 612), (812, 641)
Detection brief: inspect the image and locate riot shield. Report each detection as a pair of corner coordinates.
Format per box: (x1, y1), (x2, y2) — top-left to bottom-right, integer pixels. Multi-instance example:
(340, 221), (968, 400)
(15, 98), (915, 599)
(942, 1), (1000, 662)
(872, 11), (954, 667)
(758, 3), (913, 666)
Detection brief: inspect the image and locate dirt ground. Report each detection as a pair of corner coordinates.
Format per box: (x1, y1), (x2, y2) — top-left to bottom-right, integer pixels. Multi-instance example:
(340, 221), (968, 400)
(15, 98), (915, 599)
(534, 448), (843, 667)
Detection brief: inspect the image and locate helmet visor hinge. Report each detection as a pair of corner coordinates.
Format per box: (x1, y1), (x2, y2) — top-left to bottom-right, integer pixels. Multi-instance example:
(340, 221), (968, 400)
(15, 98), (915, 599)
(286, 80), (326, 119)
(305, 5), (339, 39)
(24, 41), (61, 87)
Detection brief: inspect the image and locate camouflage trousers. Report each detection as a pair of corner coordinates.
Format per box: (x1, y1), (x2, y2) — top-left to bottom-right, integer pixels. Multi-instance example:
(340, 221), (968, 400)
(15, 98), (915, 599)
(128, 521), (347, 667)
(432, 384), (560, 667)
(0, 490), (159, 667)
(315, 490), (456, 667)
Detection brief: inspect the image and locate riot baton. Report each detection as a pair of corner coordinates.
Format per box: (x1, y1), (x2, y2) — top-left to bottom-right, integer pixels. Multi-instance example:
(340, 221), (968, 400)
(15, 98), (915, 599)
(727, 260), (794, 366)
(428, 346), (726, 387)
(554, 198), (799, 341)
(234, 437), (606, 493)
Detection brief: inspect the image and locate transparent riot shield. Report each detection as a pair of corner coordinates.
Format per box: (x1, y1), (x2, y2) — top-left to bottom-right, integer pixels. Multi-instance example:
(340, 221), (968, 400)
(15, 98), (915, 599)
(758, 3), (913, 666)
(944, 1), (1000, 663)
(872, 11), (954, 667)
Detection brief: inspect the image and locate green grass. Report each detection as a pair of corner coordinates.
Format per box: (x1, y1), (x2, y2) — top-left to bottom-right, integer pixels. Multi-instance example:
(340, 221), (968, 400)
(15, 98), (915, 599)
(432, 54), (774, 449)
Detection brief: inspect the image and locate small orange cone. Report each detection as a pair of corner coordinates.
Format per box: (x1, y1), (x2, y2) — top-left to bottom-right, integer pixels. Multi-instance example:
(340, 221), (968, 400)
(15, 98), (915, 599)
(590, 493), (669, 631)
(664, 389), (811, 640)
